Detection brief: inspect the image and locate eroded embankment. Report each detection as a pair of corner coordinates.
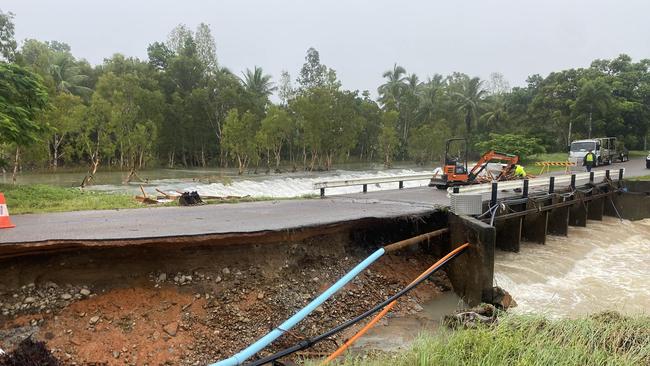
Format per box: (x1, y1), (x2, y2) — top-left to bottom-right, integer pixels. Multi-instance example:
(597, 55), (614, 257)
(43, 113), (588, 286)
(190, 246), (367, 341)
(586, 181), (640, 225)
(0, 212), (451, 365)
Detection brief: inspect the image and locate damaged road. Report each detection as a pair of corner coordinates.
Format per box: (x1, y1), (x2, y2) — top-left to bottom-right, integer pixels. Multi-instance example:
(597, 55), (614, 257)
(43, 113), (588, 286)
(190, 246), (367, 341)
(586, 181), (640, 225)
(0, 248), (451, 365)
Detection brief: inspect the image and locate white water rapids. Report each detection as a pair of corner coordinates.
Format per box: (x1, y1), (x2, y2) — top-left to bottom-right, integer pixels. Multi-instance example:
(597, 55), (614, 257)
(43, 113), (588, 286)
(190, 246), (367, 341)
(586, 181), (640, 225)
(495, 216), (650, 318)
(88, 168), (440, 197)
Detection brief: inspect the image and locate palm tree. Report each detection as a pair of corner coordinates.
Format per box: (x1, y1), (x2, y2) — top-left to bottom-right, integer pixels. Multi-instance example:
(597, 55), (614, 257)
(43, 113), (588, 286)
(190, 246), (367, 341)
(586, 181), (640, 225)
(575, 78), (611, 138)
(400, 73), (421, 140)
(480, 96), (508, 127)
(377, 63), (407, 110)
(418, 75), (445, 123)
(50, 53), (92, 96)
(405, 73), (420, 91)
(241, 66), (276, 99)
(453, 77), (486, 139)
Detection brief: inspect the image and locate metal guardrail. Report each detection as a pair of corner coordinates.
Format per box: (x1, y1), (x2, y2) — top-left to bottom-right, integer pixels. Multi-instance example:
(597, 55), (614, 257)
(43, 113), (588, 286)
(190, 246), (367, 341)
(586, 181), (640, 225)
(313, 172), (438, 197)
(449, 168), (623, 195)
(449, 168), (625, 210)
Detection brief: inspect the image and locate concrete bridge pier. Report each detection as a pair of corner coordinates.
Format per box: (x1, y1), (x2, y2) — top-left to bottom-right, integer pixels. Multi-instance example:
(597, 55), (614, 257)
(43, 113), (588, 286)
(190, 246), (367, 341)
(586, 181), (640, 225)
(495, 214), (523, 252)
(522, 198), (549, 244)
(448, 214), (496, 306)
(568, 193), (588, 227)
(605, 181), (650, 220)
(547, 196), (570, 236)
(587, 195), (605, 221)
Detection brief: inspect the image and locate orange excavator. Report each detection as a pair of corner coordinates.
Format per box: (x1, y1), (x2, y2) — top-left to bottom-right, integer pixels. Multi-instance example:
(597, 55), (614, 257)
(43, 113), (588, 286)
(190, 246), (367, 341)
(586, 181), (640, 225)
(429, 138), (520, 189)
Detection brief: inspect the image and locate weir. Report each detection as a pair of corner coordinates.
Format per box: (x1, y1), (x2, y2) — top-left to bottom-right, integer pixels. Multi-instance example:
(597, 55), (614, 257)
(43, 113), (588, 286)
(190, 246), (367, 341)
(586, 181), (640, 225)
(445, 169), (650, 306)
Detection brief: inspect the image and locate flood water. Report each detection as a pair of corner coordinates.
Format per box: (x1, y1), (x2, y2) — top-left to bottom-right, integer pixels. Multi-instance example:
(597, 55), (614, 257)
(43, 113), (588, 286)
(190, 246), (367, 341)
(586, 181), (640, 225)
(1, 163), (438, 198)
(495, 216), (650, 318)
(352, 216), (650, 353)
(349, 291), (465, 353)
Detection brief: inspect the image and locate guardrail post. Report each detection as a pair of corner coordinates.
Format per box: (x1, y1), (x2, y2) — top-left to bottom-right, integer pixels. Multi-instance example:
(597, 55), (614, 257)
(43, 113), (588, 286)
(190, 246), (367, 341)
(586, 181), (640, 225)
(589, 171), (594, 183)
(522, 179), (529, 198)
(549, 176), (555, 193)
(320, 188), (325, 198)
(618, 168), (624, 181)
(570, 174), (576, 189)
(399, 181), (404, 189)
(490, 182), (498, 207)
(362, 184), (367, 193)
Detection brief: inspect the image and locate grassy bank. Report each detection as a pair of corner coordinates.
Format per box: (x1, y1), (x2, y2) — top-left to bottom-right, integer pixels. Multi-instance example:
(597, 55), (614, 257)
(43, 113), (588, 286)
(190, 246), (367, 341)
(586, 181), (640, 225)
(0, 183), (316, 214)
(0, 184), (143, 214)
(628, 150), (648, 158)
(527, 152), (572, 174)
(628, 175), (650, 181)
(332, 312), (650, 366)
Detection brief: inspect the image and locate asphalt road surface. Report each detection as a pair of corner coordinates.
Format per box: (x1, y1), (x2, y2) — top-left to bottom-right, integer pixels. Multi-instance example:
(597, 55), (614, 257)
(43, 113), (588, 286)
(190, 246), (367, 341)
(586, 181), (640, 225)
(1, 157), (646, 245)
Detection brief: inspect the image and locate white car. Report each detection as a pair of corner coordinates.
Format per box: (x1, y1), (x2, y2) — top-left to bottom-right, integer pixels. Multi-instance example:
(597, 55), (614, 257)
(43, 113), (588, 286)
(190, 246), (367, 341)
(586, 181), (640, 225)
(646, 152), (650, 169)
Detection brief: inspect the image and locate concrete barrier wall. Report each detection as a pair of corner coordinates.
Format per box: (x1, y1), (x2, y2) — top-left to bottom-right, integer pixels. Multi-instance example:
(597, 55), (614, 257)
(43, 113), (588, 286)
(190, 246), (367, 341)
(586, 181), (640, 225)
(606, 180), (650, 221)
(447, 214), (496, 306)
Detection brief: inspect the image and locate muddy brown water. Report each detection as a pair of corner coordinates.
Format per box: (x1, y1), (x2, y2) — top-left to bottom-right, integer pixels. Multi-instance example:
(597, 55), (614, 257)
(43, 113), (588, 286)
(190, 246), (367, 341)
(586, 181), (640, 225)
(350, 217), (650, 353)
(349, 291), (465, 353)
(495, 217), (650, 318)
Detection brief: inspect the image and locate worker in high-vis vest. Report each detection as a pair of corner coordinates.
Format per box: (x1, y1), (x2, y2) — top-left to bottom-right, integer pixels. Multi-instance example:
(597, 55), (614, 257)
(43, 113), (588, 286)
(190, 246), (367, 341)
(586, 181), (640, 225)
(511, 164), (527, 178)
(583, 149), (596, 172)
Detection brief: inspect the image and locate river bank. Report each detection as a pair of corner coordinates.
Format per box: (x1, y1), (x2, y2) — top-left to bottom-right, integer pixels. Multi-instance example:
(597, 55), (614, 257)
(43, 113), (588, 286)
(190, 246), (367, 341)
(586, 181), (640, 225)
(328, 311), (650, 366)
(0, 183), (314, 215)
(321, 217), (650, 364)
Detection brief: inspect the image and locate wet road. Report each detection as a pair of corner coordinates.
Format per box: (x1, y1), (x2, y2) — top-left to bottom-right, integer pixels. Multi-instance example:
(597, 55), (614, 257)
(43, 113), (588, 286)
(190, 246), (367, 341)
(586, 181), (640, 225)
(0, 157), (646, 245)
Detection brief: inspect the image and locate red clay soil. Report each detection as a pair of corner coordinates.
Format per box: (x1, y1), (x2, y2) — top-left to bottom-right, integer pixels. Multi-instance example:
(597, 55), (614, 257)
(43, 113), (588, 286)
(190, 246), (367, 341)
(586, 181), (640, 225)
(0, 250), (449, 366)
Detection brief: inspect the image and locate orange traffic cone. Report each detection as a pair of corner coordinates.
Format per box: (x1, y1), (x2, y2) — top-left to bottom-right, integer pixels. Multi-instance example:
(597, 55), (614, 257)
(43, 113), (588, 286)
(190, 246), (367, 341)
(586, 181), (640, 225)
(0, 193), (15, 229)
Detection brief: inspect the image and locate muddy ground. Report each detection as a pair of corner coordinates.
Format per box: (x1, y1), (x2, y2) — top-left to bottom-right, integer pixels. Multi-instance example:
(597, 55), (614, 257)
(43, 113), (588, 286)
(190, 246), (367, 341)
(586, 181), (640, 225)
(0, 229), (451, 366)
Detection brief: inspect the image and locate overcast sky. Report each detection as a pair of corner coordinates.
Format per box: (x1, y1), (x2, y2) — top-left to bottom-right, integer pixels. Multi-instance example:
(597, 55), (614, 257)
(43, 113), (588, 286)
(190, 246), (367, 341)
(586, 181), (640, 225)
(4, 0), (649, 94)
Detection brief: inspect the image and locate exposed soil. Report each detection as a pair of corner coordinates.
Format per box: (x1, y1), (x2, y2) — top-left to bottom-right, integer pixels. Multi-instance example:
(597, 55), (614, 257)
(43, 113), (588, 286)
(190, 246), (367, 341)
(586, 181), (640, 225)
(0, 235), (450, 365)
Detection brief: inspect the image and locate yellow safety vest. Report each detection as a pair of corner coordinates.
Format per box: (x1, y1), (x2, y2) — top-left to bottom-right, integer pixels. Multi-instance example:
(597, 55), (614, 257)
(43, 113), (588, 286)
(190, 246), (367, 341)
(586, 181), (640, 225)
(515, 165), (526, 178)
(586, 153), (594, 162)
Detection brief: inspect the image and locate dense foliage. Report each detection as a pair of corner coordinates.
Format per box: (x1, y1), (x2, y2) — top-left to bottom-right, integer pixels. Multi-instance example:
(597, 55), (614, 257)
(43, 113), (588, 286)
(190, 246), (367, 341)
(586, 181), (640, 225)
(1, 10), (649, 175)
(476, 133), (546, 162)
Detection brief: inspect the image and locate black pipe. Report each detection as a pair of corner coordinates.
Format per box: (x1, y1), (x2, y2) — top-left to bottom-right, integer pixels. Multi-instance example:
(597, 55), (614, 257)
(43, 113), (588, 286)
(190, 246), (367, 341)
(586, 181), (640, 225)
(245, 245), (469, 366)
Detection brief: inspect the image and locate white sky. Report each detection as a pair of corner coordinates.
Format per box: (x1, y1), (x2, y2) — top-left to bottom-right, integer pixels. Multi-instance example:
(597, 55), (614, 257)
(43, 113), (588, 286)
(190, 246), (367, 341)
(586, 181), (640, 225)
(4, 0), (649, 95)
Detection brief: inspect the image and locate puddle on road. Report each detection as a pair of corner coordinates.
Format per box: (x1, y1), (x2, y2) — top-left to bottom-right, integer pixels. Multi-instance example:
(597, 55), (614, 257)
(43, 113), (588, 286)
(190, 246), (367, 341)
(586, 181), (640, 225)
(349, 291), (466, 353)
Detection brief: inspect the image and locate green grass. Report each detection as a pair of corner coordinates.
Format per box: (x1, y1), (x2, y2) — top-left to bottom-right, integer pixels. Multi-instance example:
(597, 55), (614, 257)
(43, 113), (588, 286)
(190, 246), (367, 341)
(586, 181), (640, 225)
(628, 150), (648, 158)
(328, 312), (650, 366)
(527, 152), (573, 174)
(628, 175), (650, 181)
(0, 184), (143, 214)
(0, 183), (317, 214)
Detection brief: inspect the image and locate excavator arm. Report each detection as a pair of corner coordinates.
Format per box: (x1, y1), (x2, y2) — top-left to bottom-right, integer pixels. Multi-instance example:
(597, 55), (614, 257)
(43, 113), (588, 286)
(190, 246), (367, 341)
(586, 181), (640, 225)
(467, 151), (519, 182)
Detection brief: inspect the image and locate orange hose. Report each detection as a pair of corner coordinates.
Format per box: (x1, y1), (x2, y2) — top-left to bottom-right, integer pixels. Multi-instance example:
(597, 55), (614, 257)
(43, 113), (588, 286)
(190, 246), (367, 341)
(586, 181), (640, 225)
(321, 243), (470, 364)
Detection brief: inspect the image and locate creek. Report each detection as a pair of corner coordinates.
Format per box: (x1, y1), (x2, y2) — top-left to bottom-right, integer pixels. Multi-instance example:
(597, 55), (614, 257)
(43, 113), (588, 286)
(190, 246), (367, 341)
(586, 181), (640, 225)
(352, 216), (650, 353)
(1, 163), (437, 198)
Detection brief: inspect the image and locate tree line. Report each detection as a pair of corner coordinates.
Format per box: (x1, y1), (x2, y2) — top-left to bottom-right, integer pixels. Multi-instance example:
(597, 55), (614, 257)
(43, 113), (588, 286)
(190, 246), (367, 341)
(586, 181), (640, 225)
(1, 9), (649, 179)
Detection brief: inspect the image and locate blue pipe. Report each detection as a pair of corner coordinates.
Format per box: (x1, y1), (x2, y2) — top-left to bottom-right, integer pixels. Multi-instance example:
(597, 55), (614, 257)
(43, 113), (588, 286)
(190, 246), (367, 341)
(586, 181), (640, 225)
(209, 247), (385, 366)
